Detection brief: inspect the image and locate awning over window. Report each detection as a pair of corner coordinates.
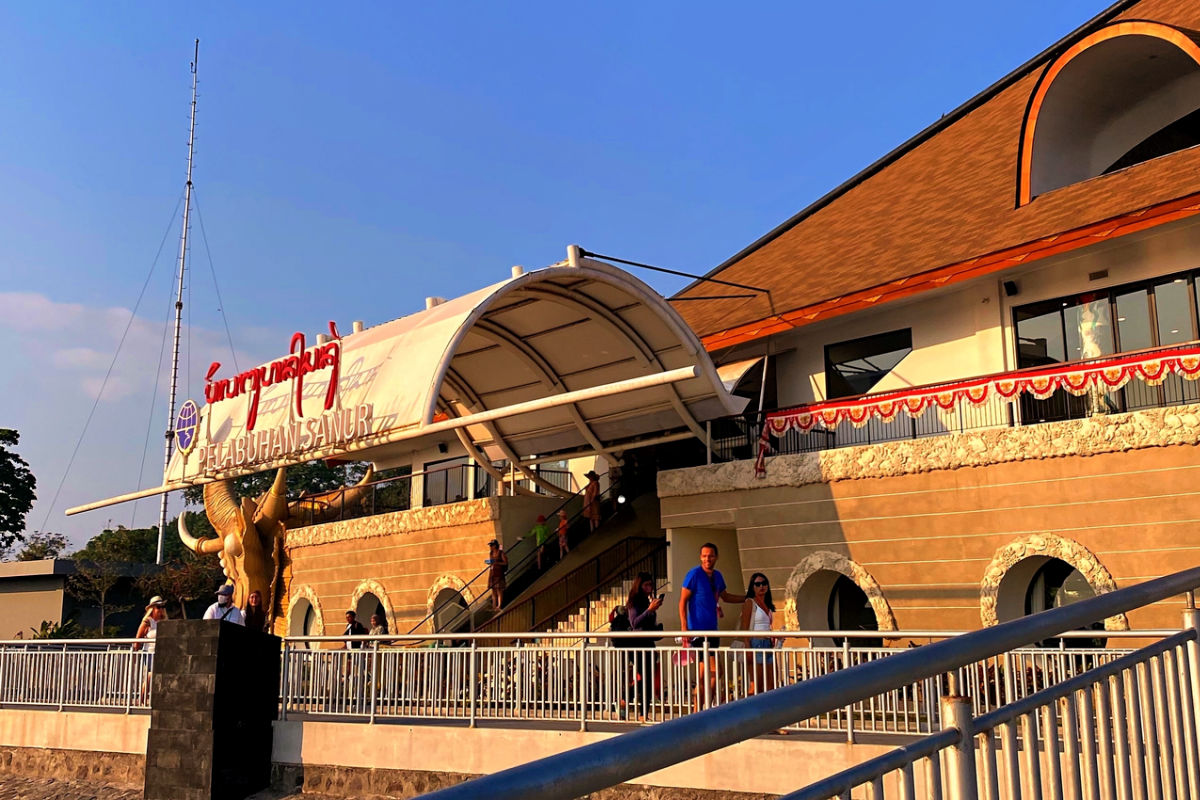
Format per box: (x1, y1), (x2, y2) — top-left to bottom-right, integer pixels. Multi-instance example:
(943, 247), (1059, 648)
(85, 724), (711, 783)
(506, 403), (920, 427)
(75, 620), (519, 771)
(716, 357), (764, 394)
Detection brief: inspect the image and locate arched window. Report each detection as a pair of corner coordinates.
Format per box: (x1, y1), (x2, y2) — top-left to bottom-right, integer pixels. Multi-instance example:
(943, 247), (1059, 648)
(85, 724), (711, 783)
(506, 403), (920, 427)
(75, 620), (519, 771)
(1019, 22), (1200, 204)
(354, 592), (386, 631)
(288, 598), (320, 648)
(432, 587), (469, 632)
(827, 575), (881, 648)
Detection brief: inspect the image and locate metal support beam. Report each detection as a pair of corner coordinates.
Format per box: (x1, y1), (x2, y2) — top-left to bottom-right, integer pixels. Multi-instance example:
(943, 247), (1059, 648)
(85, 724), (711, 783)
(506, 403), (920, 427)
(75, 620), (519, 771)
(66, 365), (698, 515)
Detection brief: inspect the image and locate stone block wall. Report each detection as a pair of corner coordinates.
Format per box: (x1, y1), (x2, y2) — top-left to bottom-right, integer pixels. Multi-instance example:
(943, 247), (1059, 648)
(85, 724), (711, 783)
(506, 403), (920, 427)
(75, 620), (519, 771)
(659, 404), (1200, 634)
(143, 619), (280, 800)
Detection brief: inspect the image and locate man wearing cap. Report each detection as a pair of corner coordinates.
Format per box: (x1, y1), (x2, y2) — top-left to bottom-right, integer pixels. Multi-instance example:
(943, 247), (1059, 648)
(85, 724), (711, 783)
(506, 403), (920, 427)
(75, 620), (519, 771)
(203, 584), (246, 625)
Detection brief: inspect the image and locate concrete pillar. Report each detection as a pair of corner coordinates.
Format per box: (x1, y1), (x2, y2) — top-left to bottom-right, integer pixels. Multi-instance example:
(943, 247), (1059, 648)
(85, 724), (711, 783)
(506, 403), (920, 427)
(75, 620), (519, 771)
(143, 619), (281, 800)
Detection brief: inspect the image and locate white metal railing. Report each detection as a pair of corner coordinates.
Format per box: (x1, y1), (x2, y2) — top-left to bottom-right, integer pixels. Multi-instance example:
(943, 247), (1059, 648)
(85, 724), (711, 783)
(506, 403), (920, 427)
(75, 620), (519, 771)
(0, 639), (153, 712)
(417, 567), (1200, 800)
(790, 626), (1200, 799)
(278, 629), (1157, 736)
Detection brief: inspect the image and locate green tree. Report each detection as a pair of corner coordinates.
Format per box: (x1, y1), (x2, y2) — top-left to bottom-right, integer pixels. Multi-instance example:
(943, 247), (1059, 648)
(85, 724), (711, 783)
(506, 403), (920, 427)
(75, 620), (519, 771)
(0, 429), (37, 552)
(182, 460), (369, 506)
(136, 513), (224, 618)
(16, 531), (68, 561)
(67, 526), (153, 632)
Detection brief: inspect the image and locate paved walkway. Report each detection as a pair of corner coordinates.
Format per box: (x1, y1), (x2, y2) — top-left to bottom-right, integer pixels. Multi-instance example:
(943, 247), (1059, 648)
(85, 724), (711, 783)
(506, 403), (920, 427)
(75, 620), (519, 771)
(0, 777), (353, 800)
(0, 776), (140, 799)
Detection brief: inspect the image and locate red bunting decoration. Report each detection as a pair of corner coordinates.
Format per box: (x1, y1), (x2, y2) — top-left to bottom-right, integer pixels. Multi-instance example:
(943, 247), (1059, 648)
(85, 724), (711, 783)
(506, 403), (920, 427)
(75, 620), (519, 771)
(764, 344), (1200, 440)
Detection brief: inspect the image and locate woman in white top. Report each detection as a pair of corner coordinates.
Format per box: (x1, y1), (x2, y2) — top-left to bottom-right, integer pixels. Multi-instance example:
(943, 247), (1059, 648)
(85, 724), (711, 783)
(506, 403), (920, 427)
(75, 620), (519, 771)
(134, 596), (167, 703)
(739, 572), (778, 696)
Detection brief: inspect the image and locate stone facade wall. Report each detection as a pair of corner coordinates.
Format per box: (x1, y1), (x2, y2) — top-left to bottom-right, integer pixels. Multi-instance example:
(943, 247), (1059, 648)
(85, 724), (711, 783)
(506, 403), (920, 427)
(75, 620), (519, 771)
(273, 764), (774, 800)
(660, 403), (1200, 498)
(0, 747), (143, 789)
(285, 496), (559, 634)
(659, 405), (1200, 633)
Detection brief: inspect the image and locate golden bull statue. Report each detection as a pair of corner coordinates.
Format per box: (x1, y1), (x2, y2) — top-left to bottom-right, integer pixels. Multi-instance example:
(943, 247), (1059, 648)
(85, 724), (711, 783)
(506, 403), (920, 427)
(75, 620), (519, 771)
(178, 465), (375, 620)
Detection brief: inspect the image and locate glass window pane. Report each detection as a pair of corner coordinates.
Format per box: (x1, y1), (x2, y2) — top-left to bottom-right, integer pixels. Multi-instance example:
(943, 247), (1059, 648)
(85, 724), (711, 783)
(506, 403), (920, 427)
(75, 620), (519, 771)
(824, 329), (913, 399)
(1115, 289), (1152, 352)
(1154, 277), (1193, 346)
(1015, 304), (1066, 367)
(1064, 295), (1114, 360)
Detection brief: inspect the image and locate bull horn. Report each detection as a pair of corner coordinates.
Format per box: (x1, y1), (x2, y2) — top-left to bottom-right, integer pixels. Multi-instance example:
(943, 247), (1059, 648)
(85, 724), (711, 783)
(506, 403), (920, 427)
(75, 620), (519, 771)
(254, 468), (289, 526)
(178, 511), (223, 555)
(204, 480), (243, 538)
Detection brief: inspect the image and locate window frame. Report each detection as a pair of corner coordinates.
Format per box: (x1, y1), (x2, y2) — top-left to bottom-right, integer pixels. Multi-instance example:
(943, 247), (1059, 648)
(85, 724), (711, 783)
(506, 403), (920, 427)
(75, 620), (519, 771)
(823, 328), (914, 400)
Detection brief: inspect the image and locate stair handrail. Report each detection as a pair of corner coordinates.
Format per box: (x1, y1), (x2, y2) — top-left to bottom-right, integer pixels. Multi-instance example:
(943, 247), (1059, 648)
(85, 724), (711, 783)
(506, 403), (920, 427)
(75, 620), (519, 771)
(418, 566), (1200, 800)
(527, 539), (667, 634)
(414, 481), (630, 634)
(554, 579), (674, 648)
(475, 534), (664, 635)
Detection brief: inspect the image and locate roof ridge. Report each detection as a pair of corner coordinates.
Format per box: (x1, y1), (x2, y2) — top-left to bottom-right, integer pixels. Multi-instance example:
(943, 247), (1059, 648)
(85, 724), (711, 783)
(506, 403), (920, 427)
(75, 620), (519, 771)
(675, 0), (1138, 299)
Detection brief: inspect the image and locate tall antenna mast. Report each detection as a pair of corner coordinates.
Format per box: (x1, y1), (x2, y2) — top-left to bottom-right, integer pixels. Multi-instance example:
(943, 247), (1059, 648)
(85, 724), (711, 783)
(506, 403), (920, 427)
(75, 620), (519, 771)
(157, 39), (199, 565)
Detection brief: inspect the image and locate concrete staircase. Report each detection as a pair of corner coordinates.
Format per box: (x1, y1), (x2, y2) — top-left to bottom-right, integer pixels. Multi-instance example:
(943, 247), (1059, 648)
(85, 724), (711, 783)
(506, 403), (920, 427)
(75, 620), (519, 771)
(553, 579), (634, 637)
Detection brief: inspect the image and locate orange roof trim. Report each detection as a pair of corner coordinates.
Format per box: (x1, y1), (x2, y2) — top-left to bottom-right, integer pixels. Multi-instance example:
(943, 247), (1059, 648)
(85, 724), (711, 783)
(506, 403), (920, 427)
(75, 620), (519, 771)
(700, 191), (1200, 352)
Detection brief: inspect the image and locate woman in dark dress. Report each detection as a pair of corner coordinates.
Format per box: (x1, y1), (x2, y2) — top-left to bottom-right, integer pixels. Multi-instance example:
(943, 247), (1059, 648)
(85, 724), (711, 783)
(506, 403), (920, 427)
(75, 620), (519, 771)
(487, 539), (508, 611)
(625, 572), (664, 720)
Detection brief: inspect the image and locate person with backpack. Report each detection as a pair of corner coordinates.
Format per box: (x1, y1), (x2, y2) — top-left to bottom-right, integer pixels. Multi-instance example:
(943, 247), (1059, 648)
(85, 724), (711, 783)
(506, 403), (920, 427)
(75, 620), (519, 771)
(203, 585), (245, 625)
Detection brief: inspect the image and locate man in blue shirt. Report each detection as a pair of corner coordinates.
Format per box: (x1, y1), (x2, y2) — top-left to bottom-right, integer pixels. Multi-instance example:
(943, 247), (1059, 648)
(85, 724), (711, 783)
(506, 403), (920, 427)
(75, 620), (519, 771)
(679, 542), (743, 648)
(678, 542), (743, 709)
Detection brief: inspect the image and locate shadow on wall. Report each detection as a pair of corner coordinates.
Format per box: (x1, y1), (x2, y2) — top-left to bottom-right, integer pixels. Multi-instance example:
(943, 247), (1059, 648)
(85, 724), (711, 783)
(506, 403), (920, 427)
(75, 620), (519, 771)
(662, 476), (898, 646)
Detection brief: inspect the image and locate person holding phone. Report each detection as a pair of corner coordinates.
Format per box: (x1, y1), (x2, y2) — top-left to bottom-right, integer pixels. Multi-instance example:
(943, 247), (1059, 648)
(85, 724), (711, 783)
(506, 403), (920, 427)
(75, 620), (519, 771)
(626, 572), (664, 721)
(627, 572), (663, 634)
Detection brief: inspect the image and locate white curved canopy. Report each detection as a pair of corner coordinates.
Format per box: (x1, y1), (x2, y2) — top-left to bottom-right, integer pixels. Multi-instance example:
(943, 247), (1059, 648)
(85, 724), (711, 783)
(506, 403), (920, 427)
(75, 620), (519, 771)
(143, 258), (744, 494)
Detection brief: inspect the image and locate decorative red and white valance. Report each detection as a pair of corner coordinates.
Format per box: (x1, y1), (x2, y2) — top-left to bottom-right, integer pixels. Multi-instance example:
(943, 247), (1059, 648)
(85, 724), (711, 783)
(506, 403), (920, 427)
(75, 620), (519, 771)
(764, 344), (1200, 438)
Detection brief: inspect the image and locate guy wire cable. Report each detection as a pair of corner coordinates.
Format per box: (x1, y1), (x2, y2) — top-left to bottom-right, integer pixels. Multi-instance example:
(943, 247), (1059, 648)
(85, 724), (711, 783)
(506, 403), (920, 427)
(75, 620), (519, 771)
(192, 191), (239, 373)
(35, 194), (184, 539)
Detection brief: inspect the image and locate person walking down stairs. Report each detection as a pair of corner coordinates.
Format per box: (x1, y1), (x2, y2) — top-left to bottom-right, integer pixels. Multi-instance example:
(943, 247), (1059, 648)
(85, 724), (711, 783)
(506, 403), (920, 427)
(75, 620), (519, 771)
(583, 471), (601, 533)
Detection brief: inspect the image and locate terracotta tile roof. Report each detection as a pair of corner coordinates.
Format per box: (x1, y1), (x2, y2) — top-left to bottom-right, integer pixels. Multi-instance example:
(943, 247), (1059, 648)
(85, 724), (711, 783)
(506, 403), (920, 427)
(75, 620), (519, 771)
(674, 0), (1200, 343)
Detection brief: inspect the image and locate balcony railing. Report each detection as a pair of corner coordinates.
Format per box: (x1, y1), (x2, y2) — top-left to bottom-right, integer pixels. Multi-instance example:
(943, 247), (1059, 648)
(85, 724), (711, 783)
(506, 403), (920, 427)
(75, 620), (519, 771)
(711, 342), (1200, 462)
(276, 628), (1154, 734)
(294, 464), (578, 528)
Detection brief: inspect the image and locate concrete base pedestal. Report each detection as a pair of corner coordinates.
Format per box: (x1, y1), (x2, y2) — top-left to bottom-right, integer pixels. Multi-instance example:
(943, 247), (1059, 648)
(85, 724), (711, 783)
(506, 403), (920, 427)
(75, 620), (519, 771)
(143, 619), (280, 800)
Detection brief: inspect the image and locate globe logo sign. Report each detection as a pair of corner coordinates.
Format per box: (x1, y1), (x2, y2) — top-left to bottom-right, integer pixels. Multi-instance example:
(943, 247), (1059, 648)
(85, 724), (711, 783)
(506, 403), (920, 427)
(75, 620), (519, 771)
(176, 399), (200, 455)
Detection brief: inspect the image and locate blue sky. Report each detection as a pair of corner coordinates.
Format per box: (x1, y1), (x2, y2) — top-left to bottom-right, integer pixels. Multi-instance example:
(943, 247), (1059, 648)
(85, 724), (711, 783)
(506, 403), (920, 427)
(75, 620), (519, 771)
(0, 1), (1110, 548)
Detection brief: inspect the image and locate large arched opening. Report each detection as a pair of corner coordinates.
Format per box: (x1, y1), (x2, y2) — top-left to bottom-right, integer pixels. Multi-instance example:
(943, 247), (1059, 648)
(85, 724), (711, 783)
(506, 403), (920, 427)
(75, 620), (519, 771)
(981, 534), (1128, 638)
(1020, 22), (1200, 204)
(785, 551), (895, 647)
(349, 579), (395, 635)
(287, 584), (326, 648)
(426, 574), (478, 634)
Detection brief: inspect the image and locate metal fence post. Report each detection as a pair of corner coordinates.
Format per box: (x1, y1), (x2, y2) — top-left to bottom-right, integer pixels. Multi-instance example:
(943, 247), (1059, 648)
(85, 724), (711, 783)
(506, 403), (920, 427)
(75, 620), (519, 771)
(57, 643), (66, 711)
(125, 648), (134, 714)
(280, 643), (289, 721)
(703, 638), (711, 711)
(940, 673), (979, 800)
(369, 640), (379, 723)
(579, 638), (588, 732)
(1182, 593), (1200, 729)
(469, 638), (478, 728)
(843, 638), (854, 743)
